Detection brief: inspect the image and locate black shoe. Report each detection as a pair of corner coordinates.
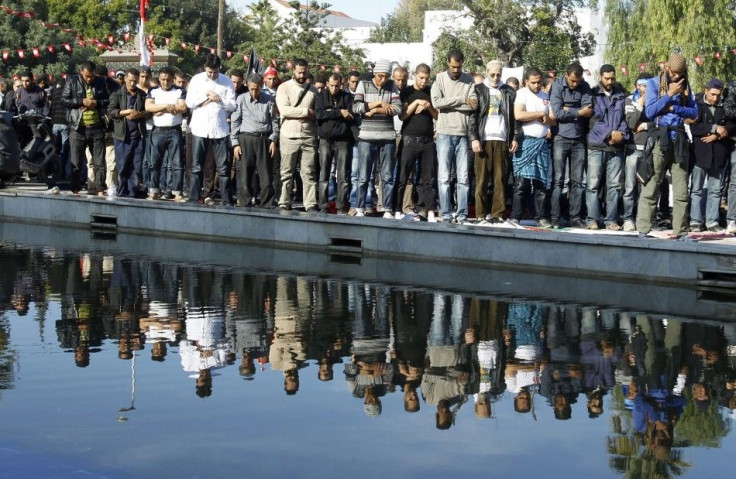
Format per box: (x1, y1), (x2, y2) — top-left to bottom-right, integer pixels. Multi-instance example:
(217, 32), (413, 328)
(163, 191), (174, 200)
(707, 224), (725, 233)
(570, 218), (585, 228)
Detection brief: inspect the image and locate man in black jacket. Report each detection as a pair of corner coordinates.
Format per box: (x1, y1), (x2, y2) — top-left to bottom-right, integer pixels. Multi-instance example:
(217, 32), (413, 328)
(723, 80), (736, 234)
(315, 73), (354, 213)
(61, 61), (110, 194)
(471, 60), (518, 224)
(107, 69), (149, 199)
(688, 79), (735, 232)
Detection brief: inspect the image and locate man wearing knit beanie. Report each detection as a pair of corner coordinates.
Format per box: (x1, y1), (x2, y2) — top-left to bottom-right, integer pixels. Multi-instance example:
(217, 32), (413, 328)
(351, 59), (403, 218)
(636, 51), (698, 240)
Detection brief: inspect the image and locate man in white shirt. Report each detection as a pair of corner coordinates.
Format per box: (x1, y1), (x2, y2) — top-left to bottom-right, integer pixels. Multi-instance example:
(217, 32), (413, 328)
(185, 54), (236, 205)
(146, 66), (187, 201)
(510, 68), (556, 227)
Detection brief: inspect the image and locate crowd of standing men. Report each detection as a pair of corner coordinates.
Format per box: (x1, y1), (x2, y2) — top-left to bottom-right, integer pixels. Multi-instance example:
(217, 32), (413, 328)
(2, 49), (736, 238)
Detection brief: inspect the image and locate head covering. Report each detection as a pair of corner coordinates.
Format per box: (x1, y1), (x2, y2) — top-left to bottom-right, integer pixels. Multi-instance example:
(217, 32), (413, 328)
(373, 59), (392, 75)
(705, 78), (724, 90)
(115, 70), (125, 78)
(263, 65), (278, 79)
(667, 52), (687, 74)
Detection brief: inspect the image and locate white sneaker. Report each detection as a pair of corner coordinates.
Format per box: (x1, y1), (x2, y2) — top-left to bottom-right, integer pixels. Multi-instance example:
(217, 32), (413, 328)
(383, 211), (394, 219)
(44, 186), (60, 195)
(623, 219), (636, 232)
(428, 211), (437, 223)
(394, 211), (405, 220)
(355, 208), (365, 217)
(727, 220), (736, 235)
(106, 187), (116, 199)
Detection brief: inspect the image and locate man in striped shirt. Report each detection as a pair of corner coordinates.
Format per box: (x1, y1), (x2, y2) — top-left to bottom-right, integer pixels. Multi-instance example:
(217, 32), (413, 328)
(351, 59), (403, 218)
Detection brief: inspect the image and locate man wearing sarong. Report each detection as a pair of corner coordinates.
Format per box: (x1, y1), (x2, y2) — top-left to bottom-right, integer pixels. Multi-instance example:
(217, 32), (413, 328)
(509, 68), (556, 227)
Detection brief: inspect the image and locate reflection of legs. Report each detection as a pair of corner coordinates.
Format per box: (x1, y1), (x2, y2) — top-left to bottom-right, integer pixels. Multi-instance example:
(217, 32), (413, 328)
(429, 293), (448, 346)
(450, 294), (465, 344)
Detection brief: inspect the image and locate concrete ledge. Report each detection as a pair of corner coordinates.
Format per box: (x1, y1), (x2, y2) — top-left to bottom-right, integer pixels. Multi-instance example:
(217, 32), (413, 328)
(1, 191), (735, 289)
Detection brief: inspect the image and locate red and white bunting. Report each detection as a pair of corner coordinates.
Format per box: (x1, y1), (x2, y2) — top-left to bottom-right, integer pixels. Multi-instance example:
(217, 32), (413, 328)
(319, 64), (326, 71)
(47, 45), (56, 54)
(333, 65), (340, 73)
(107, 34), (115, 45)
(164, 37), (170, 46)
(209, 47), (216, 54)
(226, 51), (233, 59)
(123, 32), (131, 42)
(63, 43), (72, 52)
(620, 65), (629, 75)
(31, 47), (40, 58)
(286, 60), (293, 69)
(694, 55), (703, 66)
(547, 70), (555, 79)
(17, 49), (25, 59)
(194, 44), (200, 52)
(714, 52), (721, 60)
(181, 42), (188, 49)
(243, 54), (249, 63)
(638, 63), (647, 72)
(1, 51), (9, 61)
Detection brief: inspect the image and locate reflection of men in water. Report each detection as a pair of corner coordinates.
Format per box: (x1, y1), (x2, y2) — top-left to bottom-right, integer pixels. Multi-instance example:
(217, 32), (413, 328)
(467, 298), (507, 419)
(269, 277), (309, 395)
(422, 294), (471, 429)
(505, 302), (547, 415)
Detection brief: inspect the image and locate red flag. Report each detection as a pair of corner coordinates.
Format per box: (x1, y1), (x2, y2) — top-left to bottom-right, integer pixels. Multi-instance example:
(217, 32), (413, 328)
(638, 63), (647, 72)
(123, 32), (131, 42)
(319, 64), (326, 71)
(547, 70), (555, 79)
(63, 43), (72, 52)
(286, 60), (293, 69)
(62, 73), (68, 79)
(210, 47), (216, 54)
(714, 52), (721, 60)
(226, 51), (233, 59)
(148, 34), (154, 43)
(17, 49), (25, 59)
(194, 44), (200, 52)
(46, 45), (55, 54)
(181, 42), (188, 49)
(243, 54), (249, 63)
(333, 65), (341, 73)
(694, 55), (703, 66)
(164, 37), (170, 46)
(32, 47), (40, 58)
(620, 65), (629, 75)
(107, 34), (115, 45)
(1, 51), (9, 61)
(20, 11), (34, 19)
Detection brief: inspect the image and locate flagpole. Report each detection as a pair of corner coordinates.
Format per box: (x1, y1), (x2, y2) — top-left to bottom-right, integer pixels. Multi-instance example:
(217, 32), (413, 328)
(217, 0), (225, 59)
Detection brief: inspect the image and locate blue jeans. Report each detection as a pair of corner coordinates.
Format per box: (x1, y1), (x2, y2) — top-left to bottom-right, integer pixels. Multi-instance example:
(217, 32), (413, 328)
(189, 135), (231, 204)
(357, 140), (396, 212)
(350, 143), (375, 208)
(436, 134), (470, 221)
(52, 123), (70, 179)
(552, 136), (586, 221)
(149, 127), (183, 194)
(114, 134), (143, 198)
(623, 149), (641, 221)
(586, 149), (623, 224)
(690, 164), (723, 227)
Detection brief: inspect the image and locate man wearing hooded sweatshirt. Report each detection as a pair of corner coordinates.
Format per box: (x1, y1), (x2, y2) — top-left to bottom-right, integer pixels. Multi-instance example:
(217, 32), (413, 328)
(637, 52), (697, 239)
(585, 64), (630, 230)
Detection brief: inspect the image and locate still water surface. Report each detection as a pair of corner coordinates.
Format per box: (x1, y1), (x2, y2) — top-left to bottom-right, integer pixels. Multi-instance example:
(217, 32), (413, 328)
(0, 243), (735, 478)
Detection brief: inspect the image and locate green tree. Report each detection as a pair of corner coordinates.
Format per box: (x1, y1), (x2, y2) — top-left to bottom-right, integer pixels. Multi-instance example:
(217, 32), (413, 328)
(0, 0), (98, 79)
(368, 0), (461, 43)
(429, 1), (594, 73)
(603, 0), (736, 91)
(225, 0), (281, 72)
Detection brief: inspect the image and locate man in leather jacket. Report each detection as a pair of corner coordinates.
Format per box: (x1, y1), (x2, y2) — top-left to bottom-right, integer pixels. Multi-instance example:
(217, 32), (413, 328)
(61, 61), (110, 194)
(470, 60), (518, 224)
(722, 80), (736, 234)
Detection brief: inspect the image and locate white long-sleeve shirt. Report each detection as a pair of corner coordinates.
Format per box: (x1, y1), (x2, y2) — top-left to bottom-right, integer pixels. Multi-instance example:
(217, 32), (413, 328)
(185, 72), (236, 139)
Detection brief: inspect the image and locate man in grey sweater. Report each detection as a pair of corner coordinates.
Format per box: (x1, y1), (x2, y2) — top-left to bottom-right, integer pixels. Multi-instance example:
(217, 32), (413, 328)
(352, 59), (403, 218)
(431, 49), (478, 224)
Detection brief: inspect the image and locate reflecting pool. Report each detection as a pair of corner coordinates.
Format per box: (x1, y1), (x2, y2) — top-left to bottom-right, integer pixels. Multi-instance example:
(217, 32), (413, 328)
(0, 243), (734, 478)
